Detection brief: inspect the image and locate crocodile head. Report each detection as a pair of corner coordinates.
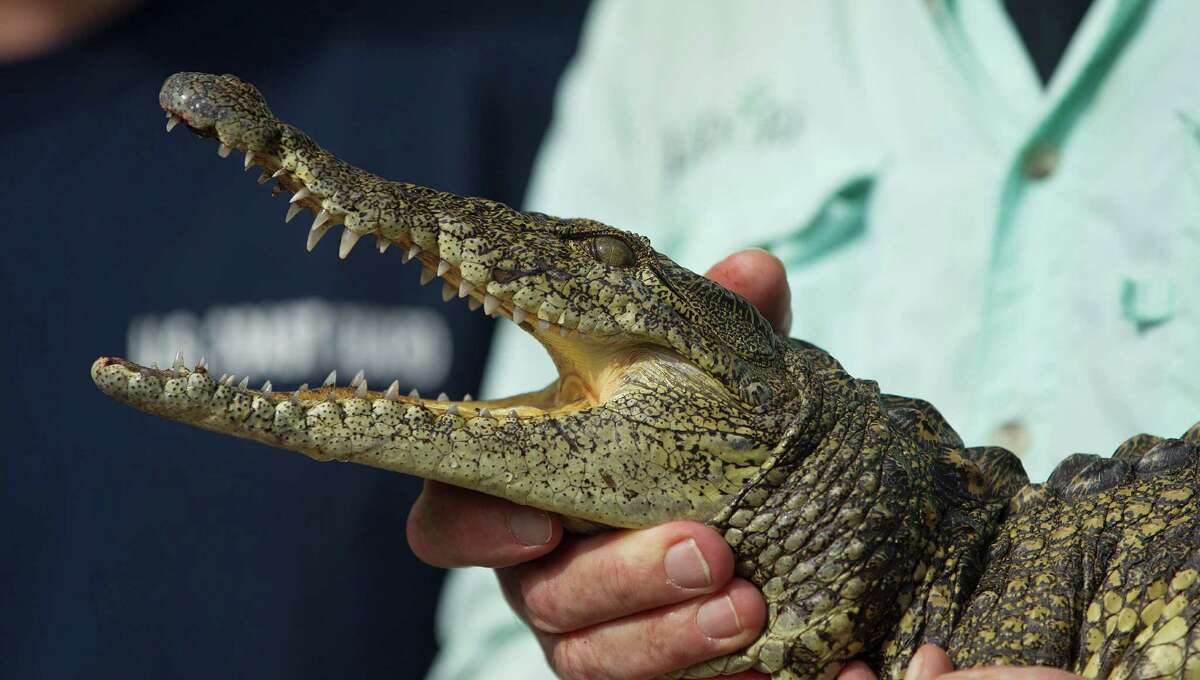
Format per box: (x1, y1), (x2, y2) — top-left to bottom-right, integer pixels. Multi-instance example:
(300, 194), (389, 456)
(92, 72), (810, 530)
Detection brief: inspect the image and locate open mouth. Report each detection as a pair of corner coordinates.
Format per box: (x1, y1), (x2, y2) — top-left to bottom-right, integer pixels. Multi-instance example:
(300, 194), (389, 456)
(96, 106), (664, 425)
(91, 72), (784, 529)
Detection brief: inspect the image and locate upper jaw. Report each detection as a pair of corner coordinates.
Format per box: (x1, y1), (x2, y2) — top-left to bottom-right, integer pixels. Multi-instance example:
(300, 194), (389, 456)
(161, 82), (612, 341)
(158, 75), (714, 420)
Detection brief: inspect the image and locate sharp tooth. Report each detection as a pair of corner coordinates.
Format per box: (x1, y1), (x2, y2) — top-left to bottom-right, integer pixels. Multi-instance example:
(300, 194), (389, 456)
(350, 370), (365, 387)
(512, 308), (527, 325)
(238, 376), (250, 389)
(272, 184), (285, 196)
(285, 203), (303, 223)
(537, 320), (550, 332)
(166, 114), (182, 132)
(376, 237), (391, 254)
(458, 280), (473, 298)
(290, 188), (312, 204)
(243, 151), (255, 170)
(478, 408), (492, 418)
(468, 297), (482, 311)
(384, 380), (400, 401)
(312, 209), (331, 230)
(323, 370), (337, 387)
(339, 229), (363, 259)
(218, 373), (228, 384)
(272, 169), (287, 179)
(197, 356), (207, 371)
(257, 171), (271, 185)
(463, 394), (473, 401)
(306, 224), (333, 251)
(355, 381), (368, 398)
(218, 143), (232, 158)
(483, 294), (500, 316)
(298, 383), (310, 392)
(172, 349), (186, 370)
(404, 245), (420, 263)
(437, 259), (451, 276)
(441, 282), (456, 302)
(420, 266), (435, 285)
(408, 388), (420, 399)
(224, 374), (236, 386)
(446, 404), (460, 415)
(437, 392), (449, 401)
(261, 380), (273, 394)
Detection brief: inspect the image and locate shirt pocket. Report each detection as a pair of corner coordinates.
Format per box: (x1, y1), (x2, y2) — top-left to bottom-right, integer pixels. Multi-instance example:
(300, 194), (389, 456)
(1126, 109), (1200, 430)
(654, 133), (879, 271)
(653, 136), (879, 354)
(759, 175), (874, 268)
(1120, 277), (1176, 332)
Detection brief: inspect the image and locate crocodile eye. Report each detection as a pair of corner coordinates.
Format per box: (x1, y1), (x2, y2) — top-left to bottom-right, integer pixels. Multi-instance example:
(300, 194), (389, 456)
(591, 236), (636, 268)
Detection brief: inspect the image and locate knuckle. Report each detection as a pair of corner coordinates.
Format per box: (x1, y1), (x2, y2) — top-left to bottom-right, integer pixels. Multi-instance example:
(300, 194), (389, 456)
(646, 612), (710, 671)
(518, 573), (574, 634)
(495, 568), (530, 620)
(549, 633), (608, 680)
(594, 611), (702, 679)
(593, 550), (644, 611)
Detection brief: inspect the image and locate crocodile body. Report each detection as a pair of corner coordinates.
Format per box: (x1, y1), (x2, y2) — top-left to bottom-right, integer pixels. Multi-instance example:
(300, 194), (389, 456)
(91, 73), (1200, 679)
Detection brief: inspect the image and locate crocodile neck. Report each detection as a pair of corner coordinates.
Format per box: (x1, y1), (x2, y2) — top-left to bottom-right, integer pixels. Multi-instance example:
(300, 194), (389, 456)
(705, 364), (1012, 675)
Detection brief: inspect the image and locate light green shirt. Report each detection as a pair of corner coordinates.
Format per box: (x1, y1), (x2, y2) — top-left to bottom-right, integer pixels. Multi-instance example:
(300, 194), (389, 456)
(430, 1), (1200, 678)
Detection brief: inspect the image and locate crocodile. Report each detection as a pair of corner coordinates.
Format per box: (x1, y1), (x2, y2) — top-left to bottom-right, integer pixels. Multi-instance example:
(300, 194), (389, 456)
(91, 73), (1200, 679)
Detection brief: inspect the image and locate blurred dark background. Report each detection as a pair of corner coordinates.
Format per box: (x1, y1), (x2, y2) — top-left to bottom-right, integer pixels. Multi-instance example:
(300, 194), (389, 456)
(0, 0), (587, 677)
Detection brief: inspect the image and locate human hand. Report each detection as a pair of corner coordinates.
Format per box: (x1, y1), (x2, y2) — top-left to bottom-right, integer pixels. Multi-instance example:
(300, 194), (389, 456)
(835, 644), (1085, 680)
(406, 249), (791, 679)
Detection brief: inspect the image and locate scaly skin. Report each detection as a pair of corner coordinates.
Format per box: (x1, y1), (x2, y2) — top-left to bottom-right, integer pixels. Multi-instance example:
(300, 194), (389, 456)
(91, 73), (1200, 678)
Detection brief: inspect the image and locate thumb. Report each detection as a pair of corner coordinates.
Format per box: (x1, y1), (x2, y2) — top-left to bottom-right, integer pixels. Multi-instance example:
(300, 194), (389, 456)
(703, 248), (792, 335)
(905, 645), (956, 679)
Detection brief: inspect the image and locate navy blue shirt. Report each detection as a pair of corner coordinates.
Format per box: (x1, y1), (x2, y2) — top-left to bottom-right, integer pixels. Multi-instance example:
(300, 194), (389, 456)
(0, 1), (584, 677)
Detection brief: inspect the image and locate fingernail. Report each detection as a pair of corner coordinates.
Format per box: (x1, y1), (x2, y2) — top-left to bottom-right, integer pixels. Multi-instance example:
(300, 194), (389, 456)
(507, 508), (551, 546)
(665, 538), (712, 589)
(903, 648), (924, 680)
(696, 594), (742, 639)
(743, 246), (784, 265)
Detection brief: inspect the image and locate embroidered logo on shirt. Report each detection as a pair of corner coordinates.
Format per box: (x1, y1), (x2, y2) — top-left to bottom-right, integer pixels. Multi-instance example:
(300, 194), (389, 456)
(661, 83), (801, 181)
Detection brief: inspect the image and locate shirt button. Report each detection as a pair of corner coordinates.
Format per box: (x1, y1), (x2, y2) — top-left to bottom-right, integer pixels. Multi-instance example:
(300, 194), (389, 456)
(1022, 142), (1058, 180)
(990, 419), (1032, 457)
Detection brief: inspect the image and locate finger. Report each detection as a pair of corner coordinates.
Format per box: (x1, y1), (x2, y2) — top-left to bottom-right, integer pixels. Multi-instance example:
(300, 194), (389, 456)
(406, 480), (561, 568)
(545, 578), (766, 680)
(704, 248), (792, 335)
(838, 660), (878, 680)
(503, 521), (736, 633)
(906, 644), (956, 679)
